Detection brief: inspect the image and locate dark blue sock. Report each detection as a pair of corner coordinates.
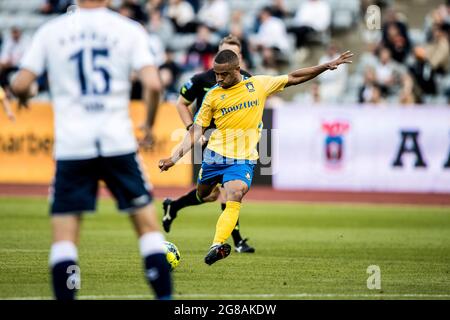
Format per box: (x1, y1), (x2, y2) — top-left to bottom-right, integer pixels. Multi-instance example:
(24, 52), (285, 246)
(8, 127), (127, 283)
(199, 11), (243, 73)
(231, 218), (243, 245)
(171, 189), (202, 212)
(51, 260), (79, 301)
(144, 253), (172, 300)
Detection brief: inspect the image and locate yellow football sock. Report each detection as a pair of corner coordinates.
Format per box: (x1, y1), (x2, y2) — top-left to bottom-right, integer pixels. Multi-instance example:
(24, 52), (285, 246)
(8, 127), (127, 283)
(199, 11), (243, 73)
(213, 201), (241, 244)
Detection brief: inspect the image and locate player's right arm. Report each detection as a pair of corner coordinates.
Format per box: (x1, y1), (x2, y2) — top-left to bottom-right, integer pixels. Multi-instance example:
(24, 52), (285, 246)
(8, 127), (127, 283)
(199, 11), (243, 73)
(158, 89), (214, 171)
(158, 123), (205, 171)
(11, 26), (45, 109)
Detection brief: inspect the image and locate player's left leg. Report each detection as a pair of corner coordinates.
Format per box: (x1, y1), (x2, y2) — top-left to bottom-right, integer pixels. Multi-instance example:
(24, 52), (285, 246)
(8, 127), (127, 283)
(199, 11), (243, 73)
(204, 161), (255, 265)
(101, 153), (172, 300)
(205, 180), (250, 265)
(129, 204), (172, 300)
(48, 157), (99, 300)
(218, 186), (255, 253)
(50, 214), (82, 300)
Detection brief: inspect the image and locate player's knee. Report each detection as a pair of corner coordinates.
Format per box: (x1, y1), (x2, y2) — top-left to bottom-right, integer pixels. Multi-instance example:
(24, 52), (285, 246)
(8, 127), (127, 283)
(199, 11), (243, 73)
(51, 215), (81, 244)
(130, 204), (160, 236)
(226, 188), (245, 202)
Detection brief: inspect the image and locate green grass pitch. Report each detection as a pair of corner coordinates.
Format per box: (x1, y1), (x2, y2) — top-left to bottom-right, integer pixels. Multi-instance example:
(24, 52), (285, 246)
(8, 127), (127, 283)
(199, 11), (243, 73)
(0, 196), (449, 300)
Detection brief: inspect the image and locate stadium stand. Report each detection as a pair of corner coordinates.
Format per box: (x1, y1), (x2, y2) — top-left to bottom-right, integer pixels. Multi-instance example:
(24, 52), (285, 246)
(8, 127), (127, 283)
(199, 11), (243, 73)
(0, 0), (448, 105)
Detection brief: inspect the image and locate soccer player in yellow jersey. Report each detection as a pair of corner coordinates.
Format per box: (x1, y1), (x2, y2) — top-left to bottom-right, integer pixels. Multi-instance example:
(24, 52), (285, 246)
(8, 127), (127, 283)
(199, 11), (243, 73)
(159, 49), (353, 265)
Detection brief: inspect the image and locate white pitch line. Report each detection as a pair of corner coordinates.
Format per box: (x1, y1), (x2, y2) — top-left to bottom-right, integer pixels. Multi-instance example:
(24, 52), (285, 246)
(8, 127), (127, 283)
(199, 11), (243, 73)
(1, 293), (450, 300)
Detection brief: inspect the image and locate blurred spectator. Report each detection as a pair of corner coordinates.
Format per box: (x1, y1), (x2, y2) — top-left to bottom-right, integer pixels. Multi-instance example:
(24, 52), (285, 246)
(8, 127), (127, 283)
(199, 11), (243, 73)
(228, 11), (254, 69)
(288, 0), (331, 49)
(422, 23), (449, 73)
(186, 0), (200, 13)
(159, 48), (182, 100)
(165, 0), (196, 33)
(120, 0), (148, 23)
(410, 23), (449, 96)
(356, 41), (379, 74)
(424, 3), (450, 41)
(146, 0), (166, 14)
(118, 3), (134, 19)
(381, 9), (411, 64)
(398, 73), (417, 105)
(294, 82), (321, 105)
(197, 0), (230, 34)
(361, 0), (392, 12)
(251, 6), (290, 72)
(229, 23), (254, 70)
(267, 0), (291, 20)
(0, 27), (28, 92)
(252, 7), (290, 53)
(185, 24), (217, 71)
(368, 84), (386, 104)
(147, 7), (175, 46)
(39, 0), (73, 14)
(148, 33), (166, 67)
(359, 67), (377, 103)
(373, 46), (402, 96)
(383, 23), (411, 64)
(318, 43), (348, 103)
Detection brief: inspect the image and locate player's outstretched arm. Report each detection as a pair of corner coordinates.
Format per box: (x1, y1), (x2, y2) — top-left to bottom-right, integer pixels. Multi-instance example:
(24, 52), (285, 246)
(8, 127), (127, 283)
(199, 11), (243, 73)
(286, 50), (353, 87)
(158, 123), (204, 172)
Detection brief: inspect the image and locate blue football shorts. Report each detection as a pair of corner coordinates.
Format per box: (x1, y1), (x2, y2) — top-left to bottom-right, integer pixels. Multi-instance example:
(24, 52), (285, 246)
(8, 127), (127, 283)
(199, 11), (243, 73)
(197, 148), (256, 189)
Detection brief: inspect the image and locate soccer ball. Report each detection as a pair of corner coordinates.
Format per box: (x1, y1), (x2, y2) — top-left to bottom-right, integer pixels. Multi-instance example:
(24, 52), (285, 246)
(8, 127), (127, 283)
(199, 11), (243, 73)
(164, 241), (180, 271)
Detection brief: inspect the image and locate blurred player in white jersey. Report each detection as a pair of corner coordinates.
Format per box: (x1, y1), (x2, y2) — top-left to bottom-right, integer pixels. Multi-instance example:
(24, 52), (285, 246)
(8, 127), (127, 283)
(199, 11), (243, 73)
(11, 0), (172, 300)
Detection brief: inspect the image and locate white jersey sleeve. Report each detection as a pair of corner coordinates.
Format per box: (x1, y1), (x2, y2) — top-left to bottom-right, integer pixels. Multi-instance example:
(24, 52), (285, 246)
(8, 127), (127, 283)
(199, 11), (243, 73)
(131, 24), (155, 71)
(20, 27), (47, 76)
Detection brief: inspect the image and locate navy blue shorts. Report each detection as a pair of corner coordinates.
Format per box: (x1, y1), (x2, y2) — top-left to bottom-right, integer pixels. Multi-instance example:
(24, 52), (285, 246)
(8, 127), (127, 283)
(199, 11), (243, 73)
(50, 152), (152, 214)
(197, 149), (256, 189)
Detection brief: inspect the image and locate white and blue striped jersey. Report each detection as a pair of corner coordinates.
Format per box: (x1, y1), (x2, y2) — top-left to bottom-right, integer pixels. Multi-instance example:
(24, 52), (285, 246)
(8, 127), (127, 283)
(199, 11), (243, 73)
(20, 7), (155, 160)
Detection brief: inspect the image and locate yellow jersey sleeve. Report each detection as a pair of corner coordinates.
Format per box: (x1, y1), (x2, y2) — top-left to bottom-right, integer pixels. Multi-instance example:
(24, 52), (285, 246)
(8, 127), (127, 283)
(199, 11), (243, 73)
(255, 75), (288, 96)
(0, 86), (5, 100)
(194, 88), (215, 128)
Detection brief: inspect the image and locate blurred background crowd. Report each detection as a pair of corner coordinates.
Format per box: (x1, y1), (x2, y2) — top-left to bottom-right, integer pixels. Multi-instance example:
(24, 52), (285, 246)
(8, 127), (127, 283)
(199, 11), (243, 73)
(0, 0), (449, 106)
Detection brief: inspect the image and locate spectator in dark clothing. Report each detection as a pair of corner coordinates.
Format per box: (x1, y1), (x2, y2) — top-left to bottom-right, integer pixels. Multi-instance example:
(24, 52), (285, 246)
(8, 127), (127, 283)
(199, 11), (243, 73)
(159, 49), (182, 99)
(119, 0), (148, 24)
(40, 0), (73, 14)
(267, 0), (292, 19)
(0, 27), (28, 92)
(185, 24), (217, 71)
(409, 23), (450, 96)
(382, 23), (411, 64)
(381, 9), (411, 64)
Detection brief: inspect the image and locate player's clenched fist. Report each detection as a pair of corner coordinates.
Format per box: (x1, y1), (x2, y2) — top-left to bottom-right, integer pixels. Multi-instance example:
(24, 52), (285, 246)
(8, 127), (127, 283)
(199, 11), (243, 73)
(159, 158), (175, 172)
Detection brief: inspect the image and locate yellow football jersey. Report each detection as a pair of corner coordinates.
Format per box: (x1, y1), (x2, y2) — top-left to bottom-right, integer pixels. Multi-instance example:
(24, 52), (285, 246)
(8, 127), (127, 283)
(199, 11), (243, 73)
(195, 75), (288, 160)
(0, 86), (5, 100)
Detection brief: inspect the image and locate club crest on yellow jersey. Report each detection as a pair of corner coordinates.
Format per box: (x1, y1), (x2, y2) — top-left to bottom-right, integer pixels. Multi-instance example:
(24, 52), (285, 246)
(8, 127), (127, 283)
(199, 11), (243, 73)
(245, 82), (255, 92)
